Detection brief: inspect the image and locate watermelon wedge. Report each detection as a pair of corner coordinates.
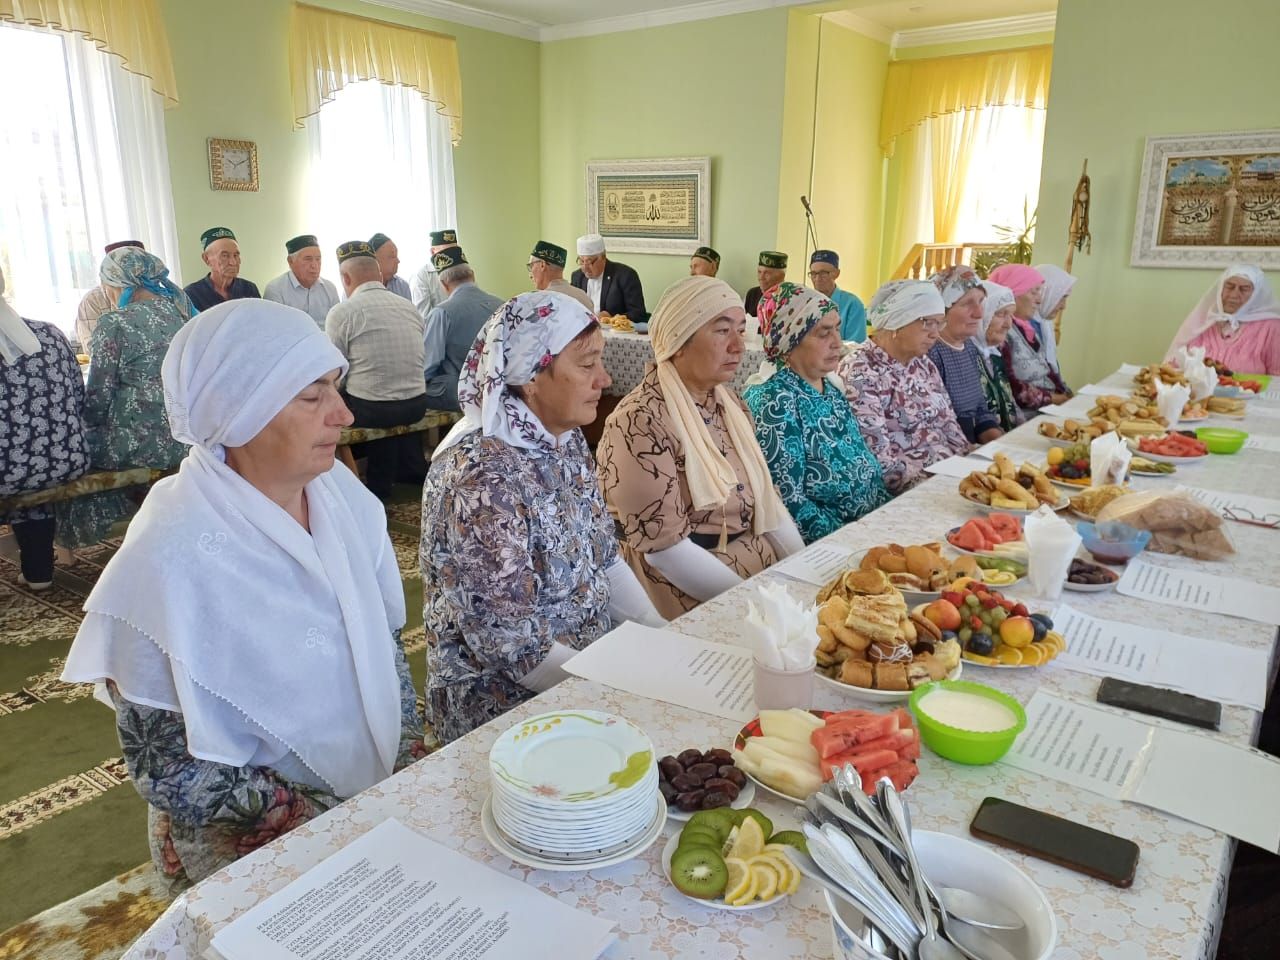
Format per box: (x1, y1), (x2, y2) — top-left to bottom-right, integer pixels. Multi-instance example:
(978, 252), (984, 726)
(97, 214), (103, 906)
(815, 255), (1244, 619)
(811, 713), (898, 759)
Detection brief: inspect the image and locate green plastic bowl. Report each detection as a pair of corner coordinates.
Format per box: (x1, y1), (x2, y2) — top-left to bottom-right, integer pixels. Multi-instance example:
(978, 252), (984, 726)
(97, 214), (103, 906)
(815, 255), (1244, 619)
(1195, 427), (1248, 455)
(909, 680), (1026, 765)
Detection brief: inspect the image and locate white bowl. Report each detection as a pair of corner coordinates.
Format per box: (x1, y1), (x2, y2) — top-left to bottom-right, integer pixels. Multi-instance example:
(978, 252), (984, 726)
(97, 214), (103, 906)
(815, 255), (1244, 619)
(825, 830), (1057, 960)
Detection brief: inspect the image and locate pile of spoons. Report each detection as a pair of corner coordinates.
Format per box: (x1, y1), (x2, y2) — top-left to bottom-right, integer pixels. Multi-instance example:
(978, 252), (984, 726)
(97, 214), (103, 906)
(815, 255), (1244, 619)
(789, 764), (1029, 960)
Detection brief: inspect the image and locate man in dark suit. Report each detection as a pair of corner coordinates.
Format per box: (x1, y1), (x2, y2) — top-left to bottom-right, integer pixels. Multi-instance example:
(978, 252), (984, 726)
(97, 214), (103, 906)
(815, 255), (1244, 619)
(571, 233), (647, 321)
(743, 250), (787, 317)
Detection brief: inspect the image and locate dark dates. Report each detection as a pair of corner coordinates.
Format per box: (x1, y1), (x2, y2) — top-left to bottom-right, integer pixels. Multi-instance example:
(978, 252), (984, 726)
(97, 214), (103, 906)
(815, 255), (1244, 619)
(656, 746), (744, 813)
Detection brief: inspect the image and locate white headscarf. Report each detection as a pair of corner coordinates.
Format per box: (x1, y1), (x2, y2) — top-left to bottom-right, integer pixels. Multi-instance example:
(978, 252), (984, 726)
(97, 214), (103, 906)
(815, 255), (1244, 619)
(433, 291), (597, 459)
(649, 276), (786, 539)
(1166, 264), (1280, 359)
(867, 279), (946, 332)
(974, 280), (1016, 358)
(1032, 264), (1077, 371)
(63, 300), (406, 799)
(0, 265), (41, 364)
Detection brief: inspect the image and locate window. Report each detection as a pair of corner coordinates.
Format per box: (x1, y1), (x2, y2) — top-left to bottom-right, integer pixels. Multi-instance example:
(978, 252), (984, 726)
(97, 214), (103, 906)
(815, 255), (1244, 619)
(306, 80), (457, 281)
(0, 22), (180, 336)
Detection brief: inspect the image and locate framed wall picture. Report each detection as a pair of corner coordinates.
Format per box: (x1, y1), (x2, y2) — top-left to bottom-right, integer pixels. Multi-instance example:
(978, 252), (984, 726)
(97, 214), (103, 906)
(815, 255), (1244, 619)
(1131, 129), (1280, 268)
(208, 137), (260, 192)
(586, 157), (711, 255)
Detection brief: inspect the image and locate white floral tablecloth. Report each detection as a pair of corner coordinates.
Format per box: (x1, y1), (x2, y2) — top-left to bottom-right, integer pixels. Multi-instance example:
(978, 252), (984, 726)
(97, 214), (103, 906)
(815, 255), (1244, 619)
(601, 328), (768, 398)
(126, 377), (1280, 960)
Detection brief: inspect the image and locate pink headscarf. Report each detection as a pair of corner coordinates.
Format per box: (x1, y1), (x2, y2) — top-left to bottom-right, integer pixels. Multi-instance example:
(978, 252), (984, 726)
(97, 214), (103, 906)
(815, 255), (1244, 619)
(988, 264), (1046, 342)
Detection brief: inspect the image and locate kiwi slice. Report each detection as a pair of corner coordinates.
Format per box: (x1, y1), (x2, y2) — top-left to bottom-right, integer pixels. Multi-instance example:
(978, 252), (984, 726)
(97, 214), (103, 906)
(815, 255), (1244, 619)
(670, 846), (728, 899)
(687, 808), (736, 840)
(768, 830), (809, 855)
(739, 808), (774, 839)
(678, 825), (724, 852)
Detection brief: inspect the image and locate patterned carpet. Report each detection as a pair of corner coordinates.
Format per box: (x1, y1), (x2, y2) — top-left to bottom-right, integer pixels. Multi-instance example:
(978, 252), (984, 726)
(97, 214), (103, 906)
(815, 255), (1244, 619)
(0, 487), (429, 958)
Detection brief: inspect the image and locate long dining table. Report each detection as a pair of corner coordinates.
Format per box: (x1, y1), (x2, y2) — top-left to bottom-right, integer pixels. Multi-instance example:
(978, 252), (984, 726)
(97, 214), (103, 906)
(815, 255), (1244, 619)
(126, 368), (1280, 959)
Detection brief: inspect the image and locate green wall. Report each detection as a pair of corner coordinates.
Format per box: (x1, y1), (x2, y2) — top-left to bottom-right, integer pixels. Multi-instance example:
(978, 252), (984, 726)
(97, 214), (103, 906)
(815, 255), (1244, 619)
(539, 9), (790, 305)
(776, 13), (889, 302)
(1037, 0), (1280, 384)
(157, 0), (540, 298)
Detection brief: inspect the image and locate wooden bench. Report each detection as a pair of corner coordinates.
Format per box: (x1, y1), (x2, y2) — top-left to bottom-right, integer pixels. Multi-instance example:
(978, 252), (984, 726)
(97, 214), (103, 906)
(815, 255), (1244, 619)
(336, 410), (461, 473)
(0, 467), (168, 513)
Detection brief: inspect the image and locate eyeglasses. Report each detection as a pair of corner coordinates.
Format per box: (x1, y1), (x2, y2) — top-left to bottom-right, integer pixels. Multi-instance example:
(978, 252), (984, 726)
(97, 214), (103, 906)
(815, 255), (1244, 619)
(526, 260), (537, 274)
(920, 318), (945, 332)
(1222, 505), (1280, 528)
(808, 270), (836, 279)
(577, 255), (603, 267)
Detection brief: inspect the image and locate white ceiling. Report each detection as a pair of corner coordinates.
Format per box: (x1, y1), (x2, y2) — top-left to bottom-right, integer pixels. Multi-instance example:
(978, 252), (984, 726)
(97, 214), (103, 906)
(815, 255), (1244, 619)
(369, 0), (1056, 42)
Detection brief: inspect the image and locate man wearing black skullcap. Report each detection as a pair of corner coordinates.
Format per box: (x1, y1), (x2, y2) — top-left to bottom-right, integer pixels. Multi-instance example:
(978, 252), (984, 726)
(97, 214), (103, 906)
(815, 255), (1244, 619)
(183, 227), (260, 313)
(262, 234), (339, 328)
(423, 245), (502, 411)
(689, 246), (720, 278)
(410, 228), (459, 321)
(369, 232), (412, 302)
(744, 251), (787, 317)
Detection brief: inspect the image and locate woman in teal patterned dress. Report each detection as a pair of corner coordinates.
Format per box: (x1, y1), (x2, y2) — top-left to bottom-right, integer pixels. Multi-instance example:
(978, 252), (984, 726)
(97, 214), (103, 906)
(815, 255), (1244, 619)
(742, 283), (890, 543)
(57, 249), (193, 547)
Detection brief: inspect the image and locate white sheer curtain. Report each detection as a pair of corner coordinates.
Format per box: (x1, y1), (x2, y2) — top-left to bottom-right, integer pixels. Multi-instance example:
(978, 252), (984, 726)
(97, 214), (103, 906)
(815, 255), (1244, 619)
(0, 22), (180, 335)
(889, 104), (1045, 263)
(306, 80), (457, 279)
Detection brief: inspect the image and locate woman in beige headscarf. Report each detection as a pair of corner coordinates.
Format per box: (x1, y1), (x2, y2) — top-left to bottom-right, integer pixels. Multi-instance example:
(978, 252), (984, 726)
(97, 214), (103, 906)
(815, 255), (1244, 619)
(597, 276), (803, 619)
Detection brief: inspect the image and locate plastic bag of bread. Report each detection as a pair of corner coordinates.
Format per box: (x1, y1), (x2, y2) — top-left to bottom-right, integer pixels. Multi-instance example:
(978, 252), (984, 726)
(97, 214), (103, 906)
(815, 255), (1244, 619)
(1095, 491), (1235, 560)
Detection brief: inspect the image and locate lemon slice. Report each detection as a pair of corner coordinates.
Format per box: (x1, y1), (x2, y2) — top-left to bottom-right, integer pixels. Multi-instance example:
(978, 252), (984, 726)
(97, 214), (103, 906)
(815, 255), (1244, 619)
(758, 850), (799, 894)
(748, 860), (780, 902)
(723, 857), (752, 904)
(995, 645), (1023, 666)
(727, 815), (765, 860)
(1020, 644), (1045, 666)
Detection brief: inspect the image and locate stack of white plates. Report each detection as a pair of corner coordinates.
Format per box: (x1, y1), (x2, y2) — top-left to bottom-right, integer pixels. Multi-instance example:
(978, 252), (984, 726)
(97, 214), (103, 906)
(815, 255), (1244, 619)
(484, 709), (665, 869)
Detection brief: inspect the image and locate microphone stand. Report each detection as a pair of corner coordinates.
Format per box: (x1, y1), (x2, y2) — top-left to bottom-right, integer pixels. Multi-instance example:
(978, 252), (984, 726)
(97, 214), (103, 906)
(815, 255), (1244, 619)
(801, 196), (819, 262)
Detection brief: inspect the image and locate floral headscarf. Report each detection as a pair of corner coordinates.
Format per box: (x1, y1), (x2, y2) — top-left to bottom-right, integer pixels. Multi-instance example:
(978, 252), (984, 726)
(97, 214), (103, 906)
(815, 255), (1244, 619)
(929, 265), (984, 309)
(867, 279), (946, 333)
(974, 280), (1016, 357)
(100, 248), (194, 317)
(432, 291), (598, 459)
(758, 282), (835, 363)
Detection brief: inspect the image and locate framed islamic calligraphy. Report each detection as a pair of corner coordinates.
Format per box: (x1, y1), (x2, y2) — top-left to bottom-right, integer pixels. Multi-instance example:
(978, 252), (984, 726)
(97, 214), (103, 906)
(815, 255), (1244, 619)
(1131, 130), (1280, 268)
(585, 157), (711, 255)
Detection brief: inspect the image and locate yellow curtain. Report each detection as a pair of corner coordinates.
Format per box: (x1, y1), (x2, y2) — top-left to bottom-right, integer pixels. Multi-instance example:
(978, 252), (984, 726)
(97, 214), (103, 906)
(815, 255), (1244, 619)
(289, 2), (462, 145)
(0, 0), (178, 105)
(879, 45), (1051, 156)
(928, 110), (984, 243)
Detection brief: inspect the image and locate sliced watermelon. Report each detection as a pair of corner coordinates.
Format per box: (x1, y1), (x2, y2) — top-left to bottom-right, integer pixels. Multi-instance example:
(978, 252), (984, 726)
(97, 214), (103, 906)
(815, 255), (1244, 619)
(880, 759), (919, 793)
(950, 523), (988, 553)
(821, 748), (900, 781)
(841, 727), (917, 757)
(972, 516), (1000, 541)
(987, 513), (1021, 541)
(891, 708), (914, 730)
(811, 713), (899, 758)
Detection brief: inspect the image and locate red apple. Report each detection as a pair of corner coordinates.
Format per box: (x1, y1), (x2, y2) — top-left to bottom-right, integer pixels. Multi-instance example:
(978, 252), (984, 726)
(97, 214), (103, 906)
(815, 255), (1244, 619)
(924, 599), (962, 632)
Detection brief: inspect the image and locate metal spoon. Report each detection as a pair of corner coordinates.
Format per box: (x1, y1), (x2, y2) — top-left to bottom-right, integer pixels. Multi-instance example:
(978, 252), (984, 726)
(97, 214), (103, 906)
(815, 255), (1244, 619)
(937, 887), (1026, 932)
(946, 919), (1026, 960)
(813, 791), (901, 851)
(878, 786), (966, 960)
(784, 845), (901, 960)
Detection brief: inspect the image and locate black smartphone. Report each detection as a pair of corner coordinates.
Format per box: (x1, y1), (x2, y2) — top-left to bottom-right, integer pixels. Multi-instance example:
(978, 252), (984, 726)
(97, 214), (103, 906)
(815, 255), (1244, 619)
(970, 796), (1140, 888)
(1096, 678), (1222, 730)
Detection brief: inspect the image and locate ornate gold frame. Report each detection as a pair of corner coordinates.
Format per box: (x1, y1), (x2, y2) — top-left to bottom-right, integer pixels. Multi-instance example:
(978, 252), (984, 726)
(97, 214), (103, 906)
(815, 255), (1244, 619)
(207, 137), (260, 192)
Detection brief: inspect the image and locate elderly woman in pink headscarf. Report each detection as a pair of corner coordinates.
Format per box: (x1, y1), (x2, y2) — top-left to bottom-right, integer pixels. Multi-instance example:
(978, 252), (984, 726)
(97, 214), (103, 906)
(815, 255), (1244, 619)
(1165, 265), (1280, 375)
(988, 263), (1071, 415)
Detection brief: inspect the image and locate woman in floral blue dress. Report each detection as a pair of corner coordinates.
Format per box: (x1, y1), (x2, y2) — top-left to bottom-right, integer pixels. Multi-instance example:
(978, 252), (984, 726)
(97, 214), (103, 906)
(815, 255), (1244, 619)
(743, 284), (889, 543)
(63, 301), (424, 890)
(420, 292), (663, 744)
(57, 248), (192, 548)
(0, 266), (90, 586)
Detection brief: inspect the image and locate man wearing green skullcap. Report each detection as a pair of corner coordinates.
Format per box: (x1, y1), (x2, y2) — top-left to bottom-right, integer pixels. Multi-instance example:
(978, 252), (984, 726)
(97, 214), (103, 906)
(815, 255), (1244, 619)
(369, 232), (412, 302)
(410, 228), (459, 321)
(744, 251), (787, 317)
(183, 227), (260, 313)
(262, 234), (339, 328)
(528, 240), (593, 310)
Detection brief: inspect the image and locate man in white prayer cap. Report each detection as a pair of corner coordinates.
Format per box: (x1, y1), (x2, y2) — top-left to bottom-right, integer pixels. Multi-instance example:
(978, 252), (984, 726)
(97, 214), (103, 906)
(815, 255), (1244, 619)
(570, 233), (646, 321)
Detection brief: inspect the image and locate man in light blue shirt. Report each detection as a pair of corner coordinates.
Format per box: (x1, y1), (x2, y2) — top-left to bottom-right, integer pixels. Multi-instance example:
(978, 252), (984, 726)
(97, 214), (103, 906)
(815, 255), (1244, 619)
(808, 249), (867, 343)
(262, 234), (340, 327)
(370, 232), (413, 301)
(423, 245), (503, 411)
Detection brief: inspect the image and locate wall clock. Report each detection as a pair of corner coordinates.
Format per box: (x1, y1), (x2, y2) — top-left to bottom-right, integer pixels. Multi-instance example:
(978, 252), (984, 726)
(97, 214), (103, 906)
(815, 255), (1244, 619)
(208, 137), (259, 192)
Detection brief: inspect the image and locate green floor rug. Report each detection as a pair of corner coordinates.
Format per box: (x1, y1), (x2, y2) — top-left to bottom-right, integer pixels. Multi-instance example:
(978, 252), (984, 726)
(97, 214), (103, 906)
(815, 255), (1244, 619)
(0, 485), (429, 948)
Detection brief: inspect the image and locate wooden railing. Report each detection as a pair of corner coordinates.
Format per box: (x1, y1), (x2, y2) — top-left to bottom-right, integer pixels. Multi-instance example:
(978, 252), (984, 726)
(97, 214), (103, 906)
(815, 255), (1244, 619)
(890, 242), (1007, 280)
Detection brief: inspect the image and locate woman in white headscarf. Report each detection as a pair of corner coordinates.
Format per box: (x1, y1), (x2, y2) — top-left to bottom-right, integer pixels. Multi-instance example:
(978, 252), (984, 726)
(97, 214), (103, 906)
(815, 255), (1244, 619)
(836, 279), (970, 493)
(1165, 264), (1280, 374)
(972, 280), (1021, 432)
(598, 276), (801, 620)
(1032, 263), (1077, 375)
(0, 266), (90, 589)
(420, 292), (662, 743)
(62, 300), (424, 891)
